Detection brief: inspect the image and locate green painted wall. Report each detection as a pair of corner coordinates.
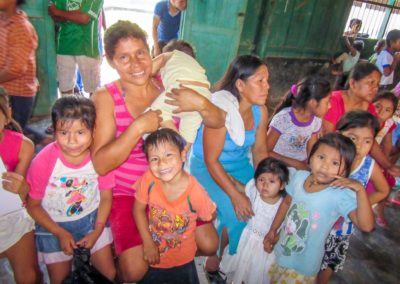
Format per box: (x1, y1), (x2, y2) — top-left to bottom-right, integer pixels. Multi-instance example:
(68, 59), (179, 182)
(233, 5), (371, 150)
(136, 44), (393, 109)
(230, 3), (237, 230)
(256, 0), (353, 59)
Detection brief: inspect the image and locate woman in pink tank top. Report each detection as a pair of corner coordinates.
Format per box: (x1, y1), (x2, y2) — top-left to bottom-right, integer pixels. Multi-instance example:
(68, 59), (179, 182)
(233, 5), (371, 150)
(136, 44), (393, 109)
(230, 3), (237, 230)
(91, 21), (224, 282)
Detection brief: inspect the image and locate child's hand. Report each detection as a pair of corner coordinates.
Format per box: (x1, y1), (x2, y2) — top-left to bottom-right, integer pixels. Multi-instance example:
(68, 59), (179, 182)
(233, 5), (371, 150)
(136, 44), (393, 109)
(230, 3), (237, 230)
(56, 229), (77, 255)
(2, 172), (29, 200)
(143, 240), (160, 265)
(263, 230), (279, 253)
(166, 85), (208, 114)
(230, 191), (254, 221)
(76, 229), (102, 249)
(330, 176), (364, 192)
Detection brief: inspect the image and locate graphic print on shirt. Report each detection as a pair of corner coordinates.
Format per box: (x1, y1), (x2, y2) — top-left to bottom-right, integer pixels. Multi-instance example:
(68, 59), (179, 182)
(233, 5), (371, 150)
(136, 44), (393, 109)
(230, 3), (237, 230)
(280, 203), (310, 256)
(288, 135), (307, 151)
(43, 174), (98, 217)
(149, 205), (190, 255)
(66, 0), (82, 11)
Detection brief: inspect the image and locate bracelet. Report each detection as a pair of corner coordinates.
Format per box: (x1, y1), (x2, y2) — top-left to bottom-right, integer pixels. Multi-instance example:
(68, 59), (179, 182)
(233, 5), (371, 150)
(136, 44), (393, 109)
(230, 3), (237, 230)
(95, 221), (105, 229)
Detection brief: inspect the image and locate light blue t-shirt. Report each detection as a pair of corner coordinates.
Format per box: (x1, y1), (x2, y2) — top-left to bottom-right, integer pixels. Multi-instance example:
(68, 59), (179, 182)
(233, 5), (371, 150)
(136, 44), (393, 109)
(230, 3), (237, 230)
(274, 170), (357, 276)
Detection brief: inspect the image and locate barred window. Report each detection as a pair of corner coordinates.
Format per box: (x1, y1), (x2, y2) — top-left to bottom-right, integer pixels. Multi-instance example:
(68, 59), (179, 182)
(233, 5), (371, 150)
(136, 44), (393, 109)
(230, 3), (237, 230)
(346, 0), (400, 39)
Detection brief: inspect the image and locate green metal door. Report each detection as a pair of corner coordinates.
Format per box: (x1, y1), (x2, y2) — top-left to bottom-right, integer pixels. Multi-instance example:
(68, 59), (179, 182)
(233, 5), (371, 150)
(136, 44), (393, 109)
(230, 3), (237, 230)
(181, 0), (248, 84)
(22, 0), (57, 115)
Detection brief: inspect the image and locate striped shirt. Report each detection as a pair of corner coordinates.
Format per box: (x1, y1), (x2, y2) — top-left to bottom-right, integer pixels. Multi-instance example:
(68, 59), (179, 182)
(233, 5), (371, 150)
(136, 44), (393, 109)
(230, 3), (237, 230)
(105, 82), (149, 196)
(0, 10), (38, 97)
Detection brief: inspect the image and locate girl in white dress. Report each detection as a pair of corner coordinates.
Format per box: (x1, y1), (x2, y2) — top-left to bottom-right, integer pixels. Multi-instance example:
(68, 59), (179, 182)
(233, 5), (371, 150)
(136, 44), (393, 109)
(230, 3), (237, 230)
(220, 157), (289, 284)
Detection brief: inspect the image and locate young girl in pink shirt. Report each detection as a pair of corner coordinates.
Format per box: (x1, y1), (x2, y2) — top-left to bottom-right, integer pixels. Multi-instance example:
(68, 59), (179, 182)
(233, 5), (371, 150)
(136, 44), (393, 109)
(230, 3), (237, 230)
(0, 89), (41, 283)
(26, 96), (116, 283)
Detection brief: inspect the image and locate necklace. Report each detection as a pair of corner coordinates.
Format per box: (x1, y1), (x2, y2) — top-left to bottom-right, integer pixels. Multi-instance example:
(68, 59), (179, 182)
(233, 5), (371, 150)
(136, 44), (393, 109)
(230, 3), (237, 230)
(308, 175), (331, 188)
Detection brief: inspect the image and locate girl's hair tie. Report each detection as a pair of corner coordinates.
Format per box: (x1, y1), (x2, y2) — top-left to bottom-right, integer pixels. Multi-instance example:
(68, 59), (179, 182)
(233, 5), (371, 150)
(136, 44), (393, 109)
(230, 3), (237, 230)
(291, 84), (298, 97)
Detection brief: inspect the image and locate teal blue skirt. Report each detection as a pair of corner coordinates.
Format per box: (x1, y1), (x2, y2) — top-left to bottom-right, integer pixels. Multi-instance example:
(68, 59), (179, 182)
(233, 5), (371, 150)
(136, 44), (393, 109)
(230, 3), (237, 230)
(189, 155), (254, 254)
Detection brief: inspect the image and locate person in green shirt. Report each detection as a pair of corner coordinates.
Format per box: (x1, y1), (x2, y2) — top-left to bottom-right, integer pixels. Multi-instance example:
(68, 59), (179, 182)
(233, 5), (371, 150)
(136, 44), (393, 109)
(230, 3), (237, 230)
(48, 0), (103, 96)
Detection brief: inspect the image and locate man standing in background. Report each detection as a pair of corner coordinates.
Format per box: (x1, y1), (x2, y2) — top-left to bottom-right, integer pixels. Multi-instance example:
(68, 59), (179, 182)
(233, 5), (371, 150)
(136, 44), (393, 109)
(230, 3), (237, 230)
(48, 0), (103, 96)
(152, 0), (187, 57)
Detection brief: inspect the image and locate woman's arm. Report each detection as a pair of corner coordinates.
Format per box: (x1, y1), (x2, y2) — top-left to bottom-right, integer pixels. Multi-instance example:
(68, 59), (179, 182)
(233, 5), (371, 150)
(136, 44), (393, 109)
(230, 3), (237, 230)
(91, 88), (161, 175)
(266, 128), (309, 170)
(133, 200), (160, 264)
(369, 164), (390, 205)
(26, 197), (76, 255)
(251, 105), (268, 167)
(263, 195), (292, 252)
(370, 140), (400, 176)
(203, 126), (254, 221)
(166, 86), (226, 129)
(76, 189), (113, 249)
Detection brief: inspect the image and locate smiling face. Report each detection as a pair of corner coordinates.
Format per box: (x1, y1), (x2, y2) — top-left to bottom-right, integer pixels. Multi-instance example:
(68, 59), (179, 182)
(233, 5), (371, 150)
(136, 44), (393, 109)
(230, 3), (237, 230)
(309, 143), (345, 184)
(374, 98), (395, 123)
(109, 37), (152, 86)
(237, 65), (270, 106)
(55, 119), (92, 164)
(255, 172), (284, 203)
(341, 126), (374, 159)
(148, 141), (186, 184)
(350, 71), (381, 103)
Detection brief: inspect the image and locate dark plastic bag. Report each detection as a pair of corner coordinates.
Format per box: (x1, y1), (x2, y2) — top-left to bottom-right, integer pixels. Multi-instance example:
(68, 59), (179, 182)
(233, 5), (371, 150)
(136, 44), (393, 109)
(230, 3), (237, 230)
(62, 247), (113, 284)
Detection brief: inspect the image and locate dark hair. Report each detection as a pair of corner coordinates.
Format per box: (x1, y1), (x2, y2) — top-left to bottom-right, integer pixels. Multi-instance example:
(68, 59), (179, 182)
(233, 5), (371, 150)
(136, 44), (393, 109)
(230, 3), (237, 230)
(51, 96), (96, 131)
(348, 62), (381, 82)
(372, 91), (399, 113)
(336, 110), (380, 137)
(0, 88), (22, 133)
(349, 18), (362, 29)
(254, 157), (289, 186)
(143, 128), (186, 159)
(212, 55), (266, 101)
(104, 20), (148, 59)
(162, 39), (196, 58)
(274, 75), (331, 116)
(309, 133), (356, 177)
(17, 0), (26, 6)
(375, 39), (386, 50)
(353, 40), (364, 52)
(386, 29), (400, 48)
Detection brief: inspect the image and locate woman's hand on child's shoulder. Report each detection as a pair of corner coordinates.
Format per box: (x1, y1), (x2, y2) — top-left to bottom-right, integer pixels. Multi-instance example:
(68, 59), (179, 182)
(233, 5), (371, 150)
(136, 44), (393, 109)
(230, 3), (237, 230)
(143, 240), (160, 265)
(330, 176), (364, 192)
(263, 230), (279, 253)
(1, 172), (29, 200)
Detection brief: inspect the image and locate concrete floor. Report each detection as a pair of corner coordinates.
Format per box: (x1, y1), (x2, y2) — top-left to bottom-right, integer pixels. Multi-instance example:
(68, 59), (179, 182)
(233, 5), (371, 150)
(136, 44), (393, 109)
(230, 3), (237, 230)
(331, 203), (400, 284)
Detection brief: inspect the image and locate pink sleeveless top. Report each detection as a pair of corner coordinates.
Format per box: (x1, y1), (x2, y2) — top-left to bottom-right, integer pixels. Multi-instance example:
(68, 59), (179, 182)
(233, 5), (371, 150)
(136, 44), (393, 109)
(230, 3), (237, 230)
(105, 82), (149, 196)
(0, 129), (23, 171)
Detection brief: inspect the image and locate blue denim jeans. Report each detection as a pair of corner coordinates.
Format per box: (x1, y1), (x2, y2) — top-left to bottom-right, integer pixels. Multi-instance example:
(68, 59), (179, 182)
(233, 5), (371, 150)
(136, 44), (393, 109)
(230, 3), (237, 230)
(35, 210), (97, 253)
